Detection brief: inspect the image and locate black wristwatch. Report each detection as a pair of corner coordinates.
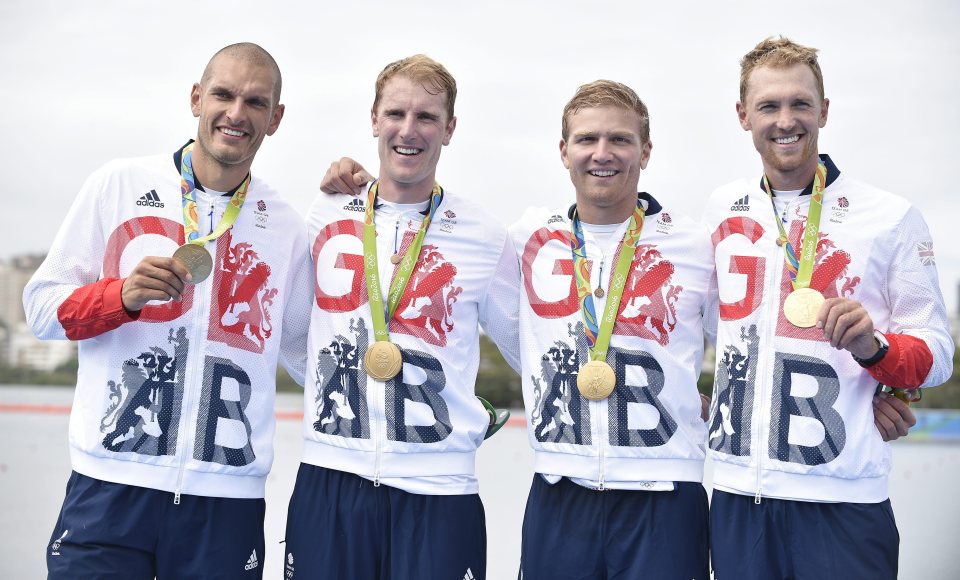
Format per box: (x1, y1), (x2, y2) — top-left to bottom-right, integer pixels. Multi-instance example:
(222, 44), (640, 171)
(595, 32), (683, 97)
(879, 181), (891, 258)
(853, 331), (889, 367)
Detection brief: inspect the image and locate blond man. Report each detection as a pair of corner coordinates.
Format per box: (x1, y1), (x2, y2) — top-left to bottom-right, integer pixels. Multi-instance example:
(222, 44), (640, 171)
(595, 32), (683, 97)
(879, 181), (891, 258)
(704, 37), (953, 579)
(282, 55), (519, 580)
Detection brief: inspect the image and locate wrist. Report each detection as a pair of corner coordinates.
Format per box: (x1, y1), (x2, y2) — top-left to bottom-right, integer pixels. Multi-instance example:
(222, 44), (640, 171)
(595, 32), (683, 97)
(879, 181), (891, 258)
(853, 331), (889, 367)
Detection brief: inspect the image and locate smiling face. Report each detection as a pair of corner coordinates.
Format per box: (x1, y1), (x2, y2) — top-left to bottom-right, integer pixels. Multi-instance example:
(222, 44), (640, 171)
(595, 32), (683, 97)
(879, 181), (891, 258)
(737, 63), (829, 190)
(560, 105), (652, 224)
(190, 54), (284, 188)
(371, 75), (456, 202)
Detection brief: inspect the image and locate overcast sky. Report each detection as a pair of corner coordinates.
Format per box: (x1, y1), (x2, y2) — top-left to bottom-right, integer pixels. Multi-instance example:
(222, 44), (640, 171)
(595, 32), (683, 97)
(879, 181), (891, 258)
(2, 0), (958, 315)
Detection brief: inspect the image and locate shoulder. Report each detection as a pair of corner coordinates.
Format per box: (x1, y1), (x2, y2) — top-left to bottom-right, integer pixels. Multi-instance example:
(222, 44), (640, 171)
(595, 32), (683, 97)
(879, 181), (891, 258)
(831, 174), (911, 214)
(509, 205), (568, 233)
(91, 153), (171, 181)
(439, 191), (507, 236)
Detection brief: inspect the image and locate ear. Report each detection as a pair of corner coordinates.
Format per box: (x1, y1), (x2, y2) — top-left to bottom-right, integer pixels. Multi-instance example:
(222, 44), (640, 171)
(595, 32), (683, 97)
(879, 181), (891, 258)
(266, 103), (285, 137)
(559, 138), (570, 169)
(191, 83), (202, 118)
(371, 110), (379, 138)
(639, 140), (653, 170)
(442, 116), (457, 146)
(819, 97), (830, 128)
(736, 101), (750, 131)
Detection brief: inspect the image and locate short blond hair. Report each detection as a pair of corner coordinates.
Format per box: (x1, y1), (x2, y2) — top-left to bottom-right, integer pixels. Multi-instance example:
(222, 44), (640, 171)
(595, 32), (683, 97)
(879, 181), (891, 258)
(561, 80), (650, 143)
(372, 55), (457, 121)
(740, 37), (824, 103)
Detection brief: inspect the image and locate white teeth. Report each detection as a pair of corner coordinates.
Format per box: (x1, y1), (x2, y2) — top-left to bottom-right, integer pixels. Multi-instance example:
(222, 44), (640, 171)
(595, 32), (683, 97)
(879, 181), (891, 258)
(590, 170), (616, 177)
(221, 128), (244, 137)
(775, 135), (800, 144)
(395, 147), (420, 155)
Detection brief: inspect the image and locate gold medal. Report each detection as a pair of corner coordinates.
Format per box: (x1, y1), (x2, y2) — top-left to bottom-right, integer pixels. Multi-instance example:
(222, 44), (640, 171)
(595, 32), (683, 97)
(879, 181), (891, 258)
(172, 243), (213, 284)
(364, 341), (403, 381)
(593, 287), (605, 298)
(783, 287), (825, 328)
(390, 254), (402, 265)
(576, 360), (616, 401)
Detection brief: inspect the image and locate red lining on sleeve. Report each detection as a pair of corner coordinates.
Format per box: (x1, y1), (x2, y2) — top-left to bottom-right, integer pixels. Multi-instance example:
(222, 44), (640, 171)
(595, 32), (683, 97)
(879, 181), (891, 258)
(865, 333), (933, 389)
(57, 278), (140, 340)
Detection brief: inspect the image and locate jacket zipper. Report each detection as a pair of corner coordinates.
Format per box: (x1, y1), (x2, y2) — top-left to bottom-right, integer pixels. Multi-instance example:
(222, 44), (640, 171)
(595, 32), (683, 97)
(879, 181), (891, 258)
(754, 195), (799, 504)
(174, 200), (217, 504)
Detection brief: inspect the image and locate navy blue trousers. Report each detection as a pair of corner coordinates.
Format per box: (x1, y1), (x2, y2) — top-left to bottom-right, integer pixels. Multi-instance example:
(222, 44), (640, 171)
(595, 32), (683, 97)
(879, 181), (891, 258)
(47, 471), (265, 579)
(520, 475), (710, 579)
(283, 463), (486, 580)
(710, 490), (899, 580)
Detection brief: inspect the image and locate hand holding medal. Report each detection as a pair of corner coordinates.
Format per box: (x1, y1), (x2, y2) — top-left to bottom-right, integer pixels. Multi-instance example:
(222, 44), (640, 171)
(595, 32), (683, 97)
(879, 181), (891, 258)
(120, 255), (193, 311)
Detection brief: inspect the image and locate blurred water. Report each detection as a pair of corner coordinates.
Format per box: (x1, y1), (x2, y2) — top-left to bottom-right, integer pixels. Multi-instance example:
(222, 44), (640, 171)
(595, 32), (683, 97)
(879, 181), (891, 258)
(2, 386), (958, 579)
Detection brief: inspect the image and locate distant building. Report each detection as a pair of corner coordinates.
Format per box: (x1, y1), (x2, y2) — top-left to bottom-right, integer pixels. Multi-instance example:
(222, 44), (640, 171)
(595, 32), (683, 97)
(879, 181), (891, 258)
(0, 255), (77, 370)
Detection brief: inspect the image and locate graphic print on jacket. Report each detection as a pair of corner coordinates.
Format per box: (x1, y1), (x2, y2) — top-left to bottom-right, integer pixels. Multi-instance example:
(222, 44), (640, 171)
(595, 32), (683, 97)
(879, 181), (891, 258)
(711, 214), (858, 465)
(523, 224), (684, 446)
(393, 244), (462, 346)
(708, 324), (759, 456)
(311, 217), (460, 443)
(313, 318), (370, 438)
(101, 327), (188, 455)
(530, 322), (591, 445)
(100, 220), (275, 465)
(104, 218), (277, 352)
(209, 229), (277, 353)
(312, 218), (463, 345)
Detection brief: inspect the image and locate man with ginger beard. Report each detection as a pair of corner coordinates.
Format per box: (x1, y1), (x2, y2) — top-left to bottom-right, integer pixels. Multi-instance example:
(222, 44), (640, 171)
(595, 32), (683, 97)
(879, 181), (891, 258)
(282, 54), (519, 580)
(704, 37), (953, 579)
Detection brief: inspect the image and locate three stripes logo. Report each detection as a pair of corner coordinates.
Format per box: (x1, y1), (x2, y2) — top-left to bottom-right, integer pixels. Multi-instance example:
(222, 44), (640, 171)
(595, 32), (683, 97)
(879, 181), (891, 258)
(730, 195), (749, 212)
(244, 549), (259, 571)
(137, 190), (164, 208)
(463, 568), (475, 580)
(343, 198), (365, 212)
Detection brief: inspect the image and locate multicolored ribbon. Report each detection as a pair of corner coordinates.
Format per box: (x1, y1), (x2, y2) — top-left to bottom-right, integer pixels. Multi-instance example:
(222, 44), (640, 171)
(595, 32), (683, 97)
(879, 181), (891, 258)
(363, 181), (444, 342)
(763, 160), (827, 291)
(179, 142), (249, 244)
(569, 202), (646, 360)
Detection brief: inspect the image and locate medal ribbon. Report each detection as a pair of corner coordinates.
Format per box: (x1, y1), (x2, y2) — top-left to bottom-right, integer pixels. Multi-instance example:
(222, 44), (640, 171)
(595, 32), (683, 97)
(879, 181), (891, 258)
(569, 202), (646, 361)
(763, 160), (826, 291)
(362, 181), (443, 343)
(179, 142), (250, 245)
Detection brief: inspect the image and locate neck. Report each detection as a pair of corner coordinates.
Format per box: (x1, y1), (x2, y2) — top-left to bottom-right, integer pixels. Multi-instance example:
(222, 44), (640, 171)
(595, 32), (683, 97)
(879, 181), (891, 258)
(574, 195), (636, 225)
(764, 154), (820, 191)
(190, 147), (251, 192)
(376, 176), (435, 204)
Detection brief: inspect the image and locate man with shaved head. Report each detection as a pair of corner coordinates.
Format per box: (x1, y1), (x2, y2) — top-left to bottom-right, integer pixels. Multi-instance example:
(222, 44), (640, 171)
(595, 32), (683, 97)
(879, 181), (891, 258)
(24, 42), (312, 579)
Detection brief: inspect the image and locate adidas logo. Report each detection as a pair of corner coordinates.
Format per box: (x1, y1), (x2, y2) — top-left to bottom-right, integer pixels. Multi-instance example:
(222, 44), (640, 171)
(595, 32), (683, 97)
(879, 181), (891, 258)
(344, 198), (365, 212)
(137, 189), (164, 208)
(547, 214), (564, 225)
(51, 529), (68, 556)
(730, 195), (749, 212)
(463, 568), (475, 580)
(244, 549), (259, 571)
